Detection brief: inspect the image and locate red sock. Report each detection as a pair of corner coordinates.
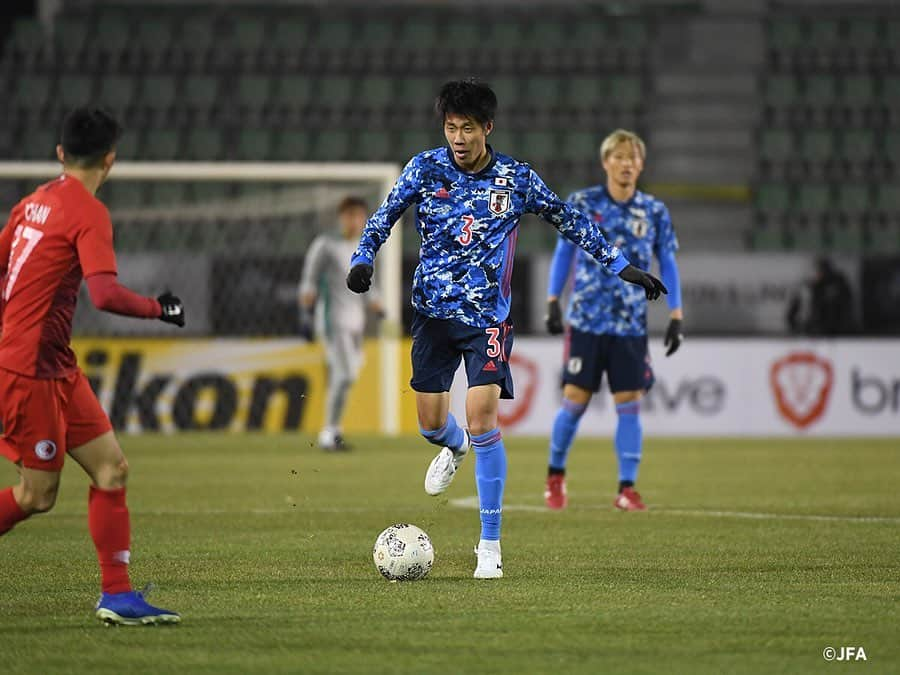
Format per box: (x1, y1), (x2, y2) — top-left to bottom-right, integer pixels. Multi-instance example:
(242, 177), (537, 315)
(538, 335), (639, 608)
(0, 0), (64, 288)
(88, 486), (132, 594)
(0, 487), (28, 535)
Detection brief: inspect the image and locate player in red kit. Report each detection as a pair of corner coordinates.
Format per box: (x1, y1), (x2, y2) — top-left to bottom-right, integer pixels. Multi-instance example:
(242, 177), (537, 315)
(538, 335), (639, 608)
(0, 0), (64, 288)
(0, 108), (185, 625)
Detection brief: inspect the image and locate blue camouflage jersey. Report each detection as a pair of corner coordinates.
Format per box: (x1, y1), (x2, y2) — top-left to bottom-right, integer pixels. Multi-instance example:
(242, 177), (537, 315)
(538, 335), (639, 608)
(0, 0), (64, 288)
(351, 146), (628, 328)
(549, 185), (678, 336)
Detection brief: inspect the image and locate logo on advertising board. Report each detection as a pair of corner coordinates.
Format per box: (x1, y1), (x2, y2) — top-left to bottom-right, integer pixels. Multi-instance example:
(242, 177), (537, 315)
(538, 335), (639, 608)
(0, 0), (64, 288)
(770, 352), (834, 429)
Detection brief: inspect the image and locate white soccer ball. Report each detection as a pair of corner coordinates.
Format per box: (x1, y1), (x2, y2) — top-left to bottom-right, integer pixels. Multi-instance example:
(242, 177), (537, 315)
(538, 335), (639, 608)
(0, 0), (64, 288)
(372, 523), (434, 581)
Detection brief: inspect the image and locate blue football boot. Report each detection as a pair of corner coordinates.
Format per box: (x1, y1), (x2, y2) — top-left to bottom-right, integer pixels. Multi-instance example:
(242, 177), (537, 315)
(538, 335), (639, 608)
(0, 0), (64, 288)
(95, 584), (181, 626)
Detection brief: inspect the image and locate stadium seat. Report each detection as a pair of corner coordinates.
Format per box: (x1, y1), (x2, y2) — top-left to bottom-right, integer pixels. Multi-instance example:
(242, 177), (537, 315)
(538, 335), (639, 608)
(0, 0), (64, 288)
(609, 76), (643, 109)
(875, 184), (900, 217)
(755, 183), (791, 217)
(487, 20), (529, 47)
(883, 77), (900, 104)
(842, 76), (874, 107)
(398, 15), (439, 50)
(884, 131), (900, 162)
(355, 131), (391, 161)
(799, 130), (835, 163)
(142, 130), (181, 161)
(11, 74), (53, 116)
(808, 19), (841, 47)
(148, 182), (190, 207)
(489, 77), (522, 110)
(804, 75), (837, 107)
(231, 15), (267, 60)
(840, 130), (874, 163)
(317, 77), (354, 112)
(105, 182), (146, 210)
(57, 74), (95, 111)
(359, 77), (395, 112)
(567, 76), (606, 110)
(19, 126), (57, 160)
(398, 130), (439, 160)
(522, 131), (557, 164)
(764, 75), (799, 108)
(97, 75), (139, 116)
(236, 75), (274, 121)
(836, 184), (870, 218)
(271, 130), (311, 161)
(133, 17), (173, 67)
(310, 19), (355, 48)
(182, 75), (220, 116)
(768, 17), (804, 51)
(796, 183), (832, 218)
(611, 19), (649, 48)
(179, 16), (217, 64)
(141, 75), (179, 119)
(311, 131), (352, 161)
(185, 129), (224, 160)
(4, 19), (48, 66)
(235, 129), (274, 161)
(442, 18), (485, 49)
(760, 129), (794, 164)
(522, 77), (564, 113)
(54, 15), (92, 67)
(276, 75), (314, 110)
(93, 12), (133, 66)
(561, 131), (600, 162)
(847, 18), (877, 46)
(488, 129), (516, 157)
(272, 16), (310, 49)
(359, 19), (393, 46)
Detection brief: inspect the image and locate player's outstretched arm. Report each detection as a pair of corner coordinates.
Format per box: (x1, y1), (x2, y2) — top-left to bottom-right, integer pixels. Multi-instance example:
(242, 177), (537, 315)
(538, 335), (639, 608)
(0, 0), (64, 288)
(545, 235), (577, 335)
(524, 169), (629, 272)
(347, 158), (421, 293)
(85, 273), (185, 326)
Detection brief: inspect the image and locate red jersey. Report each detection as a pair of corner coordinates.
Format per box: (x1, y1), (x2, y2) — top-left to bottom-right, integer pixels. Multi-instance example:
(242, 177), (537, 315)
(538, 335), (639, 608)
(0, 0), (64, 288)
(0, 175), (118, 378)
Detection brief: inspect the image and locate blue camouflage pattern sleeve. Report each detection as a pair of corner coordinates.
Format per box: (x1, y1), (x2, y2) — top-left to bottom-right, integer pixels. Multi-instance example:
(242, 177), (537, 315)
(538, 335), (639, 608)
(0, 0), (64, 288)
(524, 169), (628, 273)
(652, 202), (678, 258)
(547, 234), (576, 297)
(351, 157), (422, 267)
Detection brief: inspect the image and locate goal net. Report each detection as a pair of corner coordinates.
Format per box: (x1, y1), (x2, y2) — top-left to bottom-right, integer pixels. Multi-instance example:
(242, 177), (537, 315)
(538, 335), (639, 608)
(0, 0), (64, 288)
(0, 161), (404, 434)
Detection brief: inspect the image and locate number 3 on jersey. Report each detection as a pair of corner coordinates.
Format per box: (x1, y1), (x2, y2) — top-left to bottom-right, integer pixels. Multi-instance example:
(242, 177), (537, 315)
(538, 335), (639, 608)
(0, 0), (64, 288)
(457, 215), (475, 246)
(3, 225), (44, 300)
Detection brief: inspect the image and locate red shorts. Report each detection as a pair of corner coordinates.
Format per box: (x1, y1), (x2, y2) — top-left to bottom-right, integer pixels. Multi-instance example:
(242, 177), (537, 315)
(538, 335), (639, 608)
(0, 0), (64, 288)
(0, 367), (113, 471)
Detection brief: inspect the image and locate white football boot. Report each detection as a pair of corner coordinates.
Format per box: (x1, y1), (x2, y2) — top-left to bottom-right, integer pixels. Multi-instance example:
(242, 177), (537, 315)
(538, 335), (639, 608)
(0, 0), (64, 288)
(424, 430), (470, 496)
(473, 541), (503, 579)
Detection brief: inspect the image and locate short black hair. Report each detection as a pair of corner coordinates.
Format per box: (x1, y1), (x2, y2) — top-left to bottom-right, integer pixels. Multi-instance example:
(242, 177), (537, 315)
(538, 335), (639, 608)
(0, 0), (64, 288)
(60, 107), (122, 167)
(435, 79), (497, 126)
(337, 196), (368, 214)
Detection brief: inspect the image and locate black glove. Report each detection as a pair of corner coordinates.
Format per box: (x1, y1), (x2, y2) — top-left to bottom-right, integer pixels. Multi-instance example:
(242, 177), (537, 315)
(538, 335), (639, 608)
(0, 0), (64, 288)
(346, 264), (373, 293)
(157, 291), (185, 327)
(298, 307), (314, 341)
(545, 298), (564, 335)
(664, 318), (683, 357)
(618, 264), (668, 301)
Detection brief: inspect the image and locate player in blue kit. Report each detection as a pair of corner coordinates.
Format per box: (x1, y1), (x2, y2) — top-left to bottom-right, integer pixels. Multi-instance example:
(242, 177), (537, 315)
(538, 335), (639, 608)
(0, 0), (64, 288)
(543, 129), (684, 512)
(346, 82), (666, 578)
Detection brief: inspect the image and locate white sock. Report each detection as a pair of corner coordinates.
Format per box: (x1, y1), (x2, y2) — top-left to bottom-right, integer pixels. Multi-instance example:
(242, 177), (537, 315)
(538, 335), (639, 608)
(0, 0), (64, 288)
(478, 539), (501, 554)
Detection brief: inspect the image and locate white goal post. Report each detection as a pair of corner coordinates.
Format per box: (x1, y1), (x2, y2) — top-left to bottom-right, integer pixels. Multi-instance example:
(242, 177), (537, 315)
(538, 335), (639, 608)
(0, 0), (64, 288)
(0, 161), (404, 434)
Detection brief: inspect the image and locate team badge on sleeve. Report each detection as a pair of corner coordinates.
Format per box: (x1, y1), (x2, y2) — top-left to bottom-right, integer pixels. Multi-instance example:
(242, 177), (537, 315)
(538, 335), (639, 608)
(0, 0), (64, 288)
(489, 189), (511, 215)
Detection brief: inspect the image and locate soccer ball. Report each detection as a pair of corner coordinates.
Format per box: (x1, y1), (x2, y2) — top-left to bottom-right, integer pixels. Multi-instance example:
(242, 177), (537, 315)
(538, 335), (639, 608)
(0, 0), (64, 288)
(372, 523), (434, 581)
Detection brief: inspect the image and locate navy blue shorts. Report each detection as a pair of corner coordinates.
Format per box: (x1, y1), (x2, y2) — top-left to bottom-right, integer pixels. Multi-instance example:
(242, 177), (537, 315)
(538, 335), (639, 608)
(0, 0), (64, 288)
(562, 328), (654, 394)
(410, 311), (515, 399)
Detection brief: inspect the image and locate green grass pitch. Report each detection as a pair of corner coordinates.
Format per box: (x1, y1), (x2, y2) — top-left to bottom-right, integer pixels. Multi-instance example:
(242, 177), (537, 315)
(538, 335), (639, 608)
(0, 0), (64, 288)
(1, 434), (898, 674)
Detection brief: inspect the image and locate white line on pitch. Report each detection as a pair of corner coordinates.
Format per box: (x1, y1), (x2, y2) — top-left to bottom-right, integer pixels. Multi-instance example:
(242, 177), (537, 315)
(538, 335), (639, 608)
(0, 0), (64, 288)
(448, 496), (900, 523)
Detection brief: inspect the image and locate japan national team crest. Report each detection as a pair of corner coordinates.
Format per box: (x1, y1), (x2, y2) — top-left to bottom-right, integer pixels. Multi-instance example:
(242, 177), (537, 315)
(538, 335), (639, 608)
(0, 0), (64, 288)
(489, 189), (511, 215)
(627, 208), (649, 238)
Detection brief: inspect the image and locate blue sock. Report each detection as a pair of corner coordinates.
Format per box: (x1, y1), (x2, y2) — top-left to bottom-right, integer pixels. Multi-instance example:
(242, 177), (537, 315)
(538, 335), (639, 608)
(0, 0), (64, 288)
(471, 428), (506, 541)
(420, 413), (466, 454)
(548, 399), (587, 472)
(615, 401), (643, 484)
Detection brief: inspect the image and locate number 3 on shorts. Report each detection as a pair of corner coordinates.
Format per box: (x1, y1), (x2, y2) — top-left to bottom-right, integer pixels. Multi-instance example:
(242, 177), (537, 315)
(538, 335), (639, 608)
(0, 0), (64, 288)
(485, 327), (501, 358)
(4, 224), (44, 300)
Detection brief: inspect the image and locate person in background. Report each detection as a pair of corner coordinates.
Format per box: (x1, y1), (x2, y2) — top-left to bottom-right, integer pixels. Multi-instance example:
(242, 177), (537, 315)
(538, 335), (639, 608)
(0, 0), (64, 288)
(299, 197), (383, 451)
